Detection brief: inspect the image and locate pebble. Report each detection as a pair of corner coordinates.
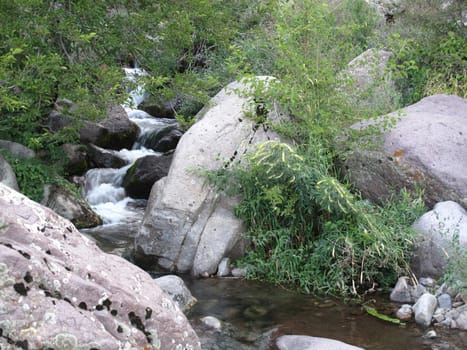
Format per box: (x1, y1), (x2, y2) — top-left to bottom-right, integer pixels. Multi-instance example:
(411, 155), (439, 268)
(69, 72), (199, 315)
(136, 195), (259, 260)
(396, 304), (413, 320)
(200, 316), (222, 331)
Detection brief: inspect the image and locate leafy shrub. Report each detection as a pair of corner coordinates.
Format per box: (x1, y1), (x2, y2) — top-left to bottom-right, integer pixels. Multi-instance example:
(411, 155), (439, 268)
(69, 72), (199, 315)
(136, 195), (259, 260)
(209, 141), (426, 296)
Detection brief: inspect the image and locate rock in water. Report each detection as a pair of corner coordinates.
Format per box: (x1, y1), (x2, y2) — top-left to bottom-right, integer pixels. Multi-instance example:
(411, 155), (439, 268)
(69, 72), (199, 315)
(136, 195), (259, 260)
(136, 77), (288, 276)
(413, 293), (437, 327)
(276, 335), (364, 350)
(0, 183), (200, 350)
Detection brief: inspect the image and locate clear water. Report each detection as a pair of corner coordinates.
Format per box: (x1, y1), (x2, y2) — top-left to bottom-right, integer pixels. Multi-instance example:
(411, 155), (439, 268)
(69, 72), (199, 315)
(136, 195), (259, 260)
(184, 277), (467, 350)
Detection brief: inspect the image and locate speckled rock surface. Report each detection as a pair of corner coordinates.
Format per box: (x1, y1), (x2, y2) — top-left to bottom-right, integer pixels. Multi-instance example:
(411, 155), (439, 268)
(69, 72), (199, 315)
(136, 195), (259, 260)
(0, 183), (200, 350)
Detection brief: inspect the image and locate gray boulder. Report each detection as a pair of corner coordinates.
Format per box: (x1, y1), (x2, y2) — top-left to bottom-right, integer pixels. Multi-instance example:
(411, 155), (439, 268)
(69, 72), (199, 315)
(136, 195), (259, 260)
(136, 77), (287, 276)
(0, 139), (35, 159)
(412, 201), (467, 278)
(342, 94), (467, 208)
(0, 154), (19, 191)
(154, 275), (197, 313)
(344, 48), (398, 113)
(41, 184), (102, 229)
(80, 105), (140, 150)
(390, 276), (414, 303)
(276, 335), (363, 350)
(49, 105), (140, 150)
(123, 153), (173, 199)
(0, 182), (200, 350)
(413, 293), (437, 327)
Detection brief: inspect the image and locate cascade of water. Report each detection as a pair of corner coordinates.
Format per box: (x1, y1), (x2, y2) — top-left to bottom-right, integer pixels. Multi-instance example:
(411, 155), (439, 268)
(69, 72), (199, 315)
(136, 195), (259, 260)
(82, 68), (175, 225)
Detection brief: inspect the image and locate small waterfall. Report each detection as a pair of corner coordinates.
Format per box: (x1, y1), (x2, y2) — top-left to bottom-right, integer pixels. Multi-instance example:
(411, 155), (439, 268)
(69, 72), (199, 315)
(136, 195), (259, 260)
(82, 67), (176, 226)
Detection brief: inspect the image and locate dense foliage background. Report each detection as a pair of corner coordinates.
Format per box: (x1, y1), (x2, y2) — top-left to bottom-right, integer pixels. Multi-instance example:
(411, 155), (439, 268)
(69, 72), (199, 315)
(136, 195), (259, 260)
(0, 0), (465, 296)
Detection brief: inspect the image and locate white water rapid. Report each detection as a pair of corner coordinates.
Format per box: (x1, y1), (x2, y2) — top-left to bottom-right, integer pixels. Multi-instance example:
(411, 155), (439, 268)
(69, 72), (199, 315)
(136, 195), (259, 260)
(82, 67), (176, 225)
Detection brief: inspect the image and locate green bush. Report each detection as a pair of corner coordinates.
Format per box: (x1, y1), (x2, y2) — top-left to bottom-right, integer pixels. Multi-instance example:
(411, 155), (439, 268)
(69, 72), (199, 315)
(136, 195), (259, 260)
(209, 141), (426, 296)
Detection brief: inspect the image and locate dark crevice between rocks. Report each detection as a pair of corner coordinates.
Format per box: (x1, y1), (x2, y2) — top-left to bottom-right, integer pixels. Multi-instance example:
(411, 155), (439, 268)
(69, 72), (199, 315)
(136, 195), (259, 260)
(78, 301), (87, 310)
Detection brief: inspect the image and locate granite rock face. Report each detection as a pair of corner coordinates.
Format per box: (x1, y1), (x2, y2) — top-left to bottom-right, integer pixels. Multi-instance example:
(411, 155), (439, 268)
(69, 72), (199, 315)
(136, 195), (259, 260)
(0, 183), (200, 350)
(412, 201), (467, 278)
(136, 77), (287, 276)
(0, 153), (19, 191)
(343, 95), (467, 208)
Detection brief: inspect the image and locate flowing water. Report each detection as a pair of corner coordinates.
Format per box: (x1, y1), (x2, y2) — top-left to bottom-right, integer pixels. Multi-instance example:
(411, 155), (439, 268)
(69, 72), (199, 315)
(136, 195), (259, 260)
(80, 69), (467, 350)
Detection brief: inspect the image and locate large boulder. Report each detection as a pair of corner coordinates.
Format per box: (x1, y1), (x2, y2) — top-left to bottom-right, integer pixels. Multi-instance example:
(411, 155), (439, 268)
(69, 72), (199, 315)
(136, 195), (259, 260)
(0, 183), (200, 349)
(136, 77), (287, 276)
(0, 139), (35, 159)
(342, 94), (467, 208)
(41, 184), (102, 229)
(412, 201), (467, 278)
(276, 335), (363, 350)
(49, 105), (140, 150)
(80, 105), (140, 150)
(344, 48), (398, 113)
(0, 153), (19, 191)
(123, 153), (173, 199)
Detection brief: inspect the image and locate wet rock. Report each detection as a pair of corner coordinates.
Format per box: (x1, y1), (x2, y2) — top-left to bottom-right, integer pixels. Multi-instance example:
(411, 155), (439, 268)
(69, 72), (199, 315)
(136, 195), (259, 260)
(140, 124), (183, 153)
(200, 316), (222, 331)
(217, 258), (231, 277)
(438, 294), (452, 310)
(396, 304), (413, 321)
(0, 139), (35, 159)
(0, 182), (200, 349)
(0, 153), (19, 191)
(342, 95), (467, 208)
(276, 335), (364, 350)
(413, 293), (437, 327)
(87, 143), (128, 169)
(136, 76), (289, 276)
(61, 143), (88, 176)
(154, 275), (197, 313)
(123, 153), (172, 199)
(41, 184), (102, 229)
(424, 330), (437, 339)
(390, 276), (414, 303)
(412, 201), (467, 278)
